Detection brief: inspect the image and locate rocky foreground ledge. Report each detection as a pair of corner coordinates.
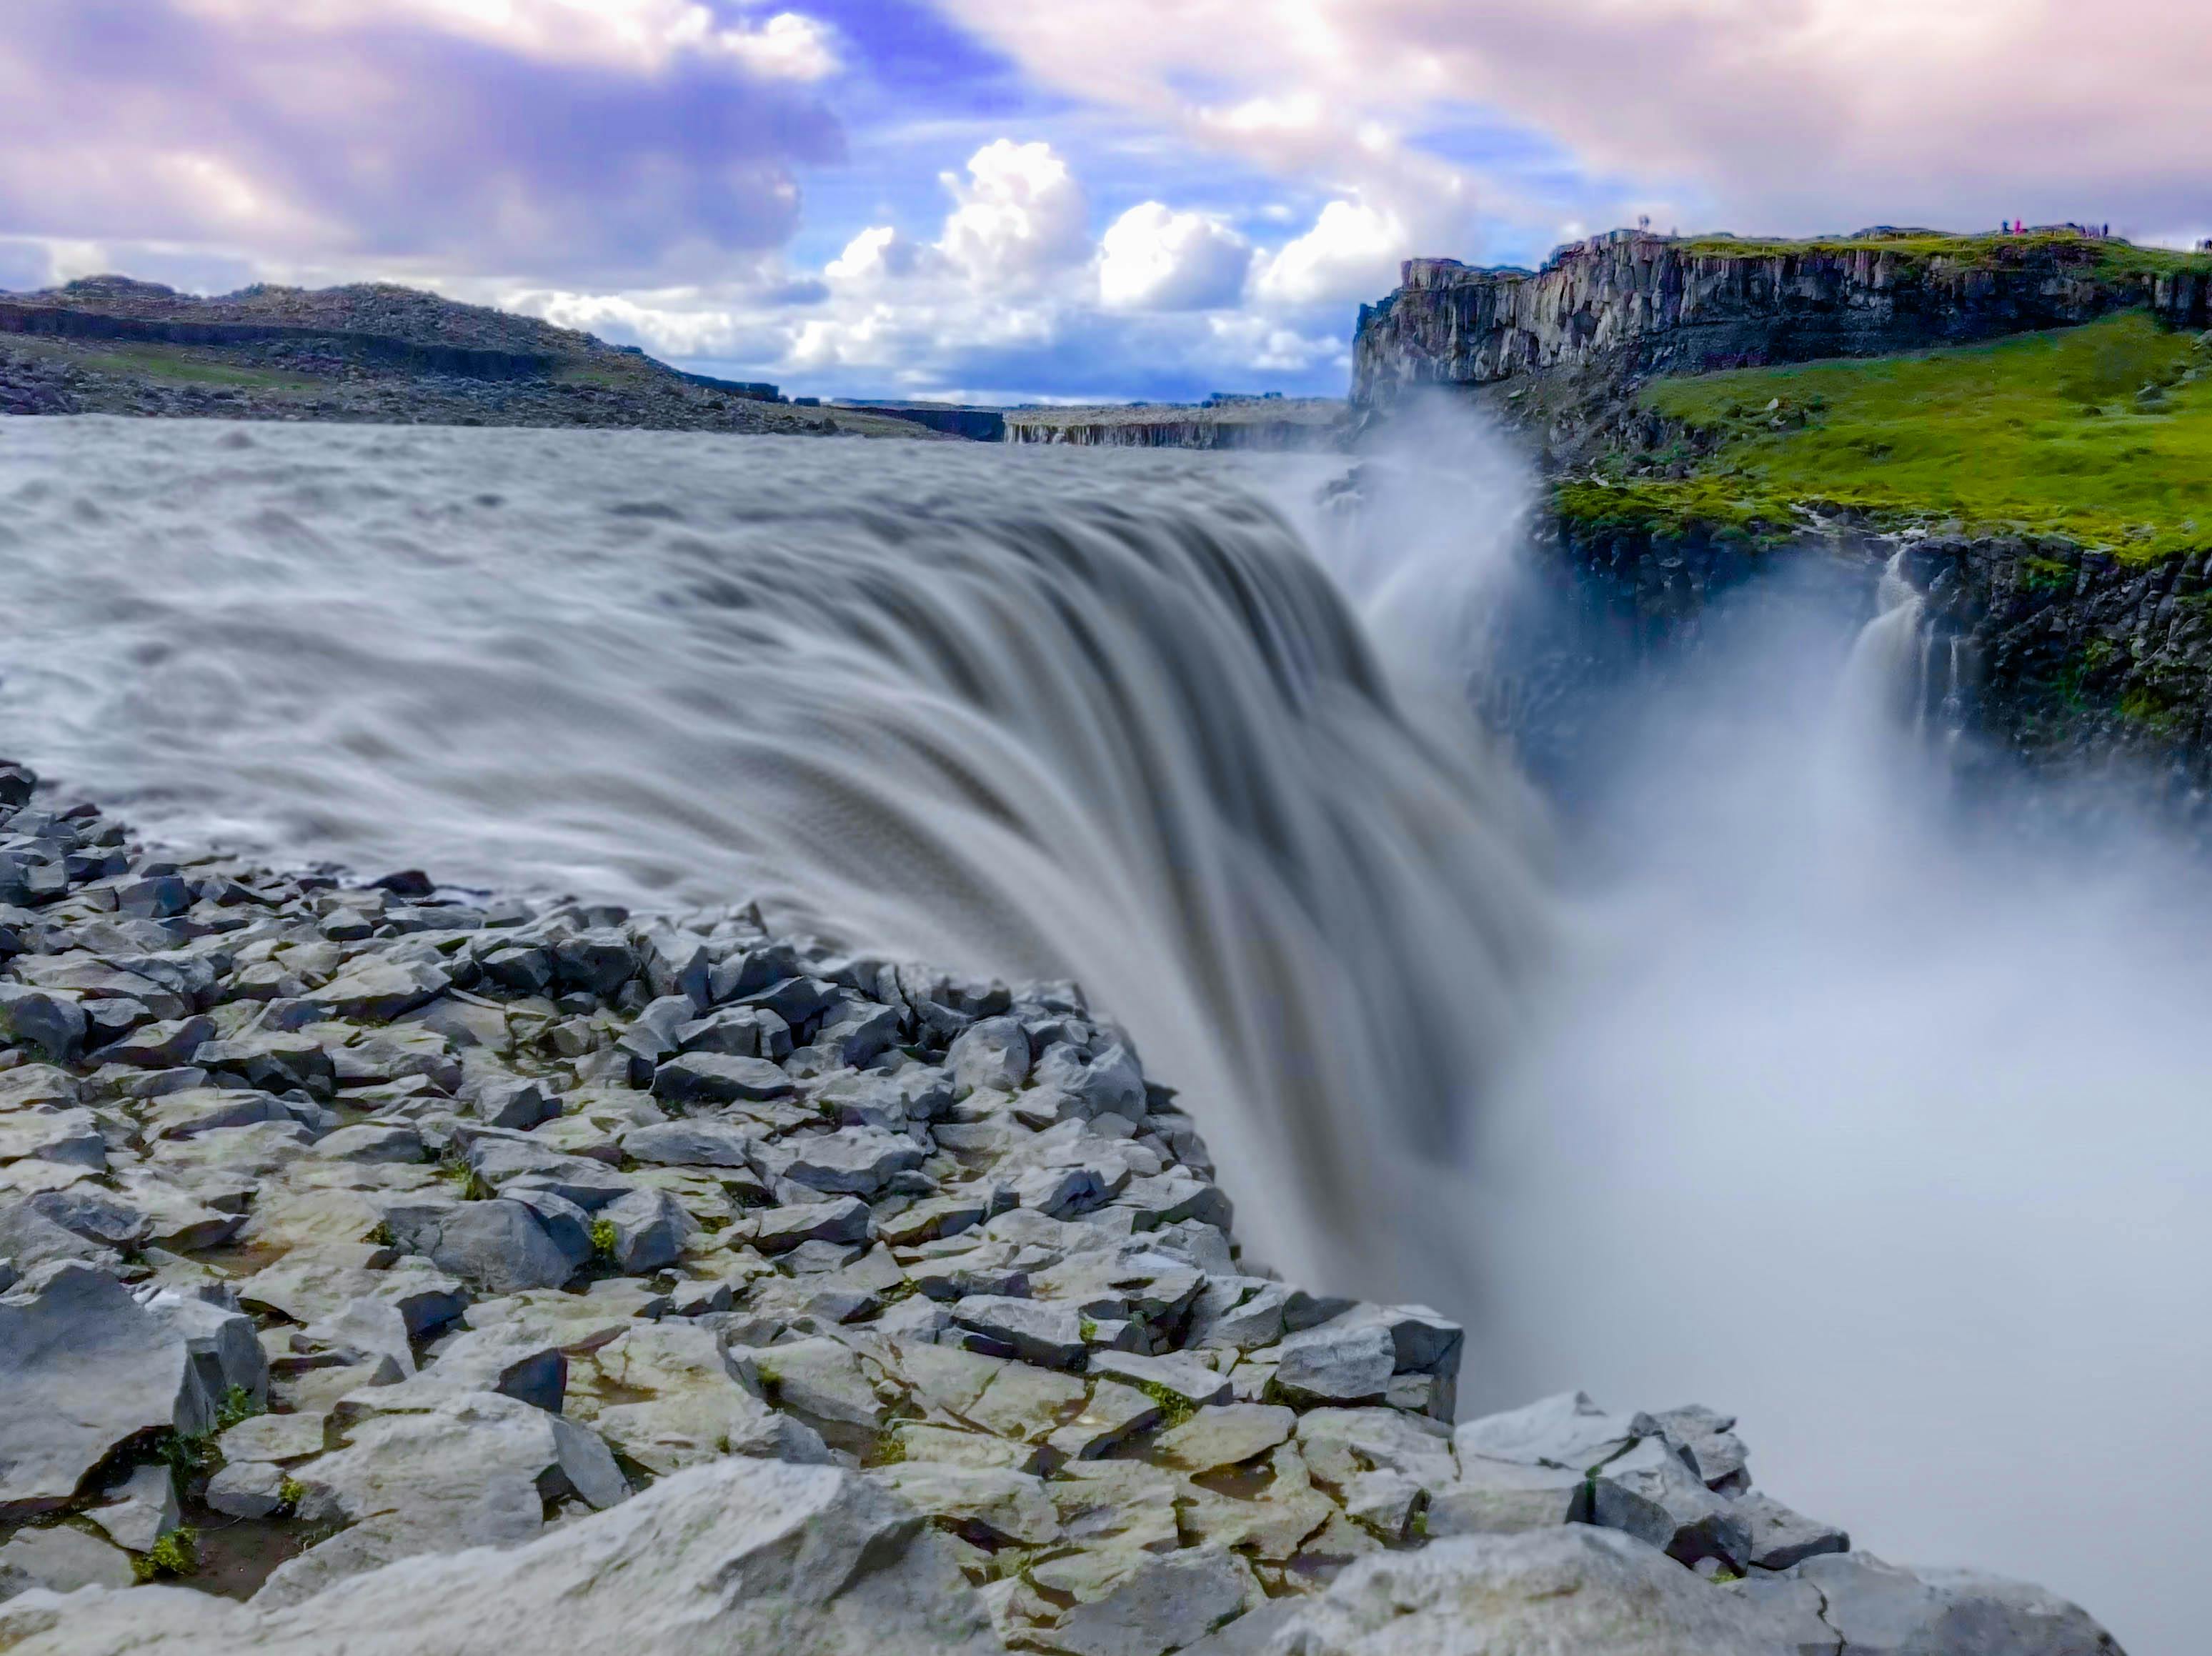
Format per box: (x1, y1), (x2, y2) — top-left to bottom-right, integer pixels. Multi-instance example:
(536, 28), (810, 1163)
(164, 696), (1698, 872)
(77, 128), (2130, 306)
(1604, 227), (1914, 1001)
(0, 761), (2120, 1653)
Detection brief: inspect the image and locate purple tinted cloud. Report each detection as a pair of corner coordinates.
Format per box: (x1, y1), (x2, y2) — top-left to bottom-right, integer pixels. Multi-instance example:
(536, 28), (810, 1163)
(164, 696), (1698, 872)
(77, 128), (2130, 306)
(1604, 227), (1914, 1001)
(0, 0), (846, 283)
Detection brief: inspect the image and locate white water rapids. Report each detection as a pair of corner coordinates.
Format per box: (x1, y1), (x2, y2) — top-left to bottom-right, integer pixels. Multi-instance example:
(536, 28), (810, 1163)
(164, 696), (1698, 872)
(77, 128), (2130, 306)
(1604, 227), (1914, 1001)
(4, 416), (2208, 1652)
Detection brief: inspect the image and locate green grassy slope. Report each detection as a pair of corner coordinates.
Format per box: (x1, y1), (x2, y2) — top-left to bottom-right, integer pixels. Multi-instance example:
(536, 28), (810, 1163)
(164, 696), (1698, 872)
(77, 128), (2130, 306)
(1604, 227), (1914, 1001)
(1563, 312), (2212, 561)
(1672, 229), (2211, 285)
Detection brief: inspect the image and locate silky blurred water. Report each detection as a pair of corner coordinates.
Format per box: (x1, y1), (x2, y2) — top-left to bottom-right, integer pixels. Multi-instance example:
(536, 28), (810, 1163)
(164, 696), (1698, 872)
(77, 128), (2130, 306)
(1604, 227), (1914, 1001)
(4, 413), (2201, 1651)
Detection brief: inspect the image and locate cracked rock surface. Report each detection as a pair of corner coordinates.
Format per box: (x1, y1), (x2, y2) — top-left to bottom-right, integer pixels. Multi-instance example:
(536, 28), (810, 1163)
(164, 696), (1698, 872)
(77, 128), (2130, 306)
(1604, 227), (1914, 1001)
(0, 764), (2125, 1653)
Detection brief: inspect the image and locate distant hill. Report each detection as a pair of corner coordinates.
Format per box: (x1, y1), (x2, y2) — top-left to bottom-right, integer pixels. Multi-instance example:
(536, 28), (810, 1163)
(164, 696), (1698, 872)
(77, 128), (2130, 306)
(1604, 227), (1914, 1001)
(0, 276), (930, 437)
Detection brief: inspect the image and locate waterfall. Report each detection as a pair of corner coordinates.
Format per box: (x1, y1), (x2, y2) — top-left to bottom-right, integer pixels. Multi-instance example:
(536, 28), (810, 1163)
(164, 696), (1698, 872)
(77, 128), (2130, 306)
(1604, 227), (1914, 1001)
(0, 417), (1545, 1300)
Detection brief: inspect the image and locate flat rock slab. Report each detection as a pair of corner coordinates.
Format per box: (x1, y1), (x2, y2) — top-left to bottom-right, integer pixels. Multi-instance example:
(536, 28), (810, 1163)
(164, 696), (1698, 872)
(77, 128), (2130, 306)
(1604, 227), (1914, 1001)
(1274, 1526), (1815, 1655)
(1157, 1404), (1296, 1473)
(0, 1460), (1001, 1655)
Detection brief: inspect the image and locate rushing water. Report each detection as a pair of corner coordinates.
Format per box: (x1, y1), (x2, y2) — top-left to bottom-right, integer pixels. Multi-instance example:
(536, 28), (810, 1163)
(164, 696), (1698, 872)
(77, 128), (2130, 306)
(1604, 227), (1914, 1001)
(4, 415), (2206, 1652)
(0, 416), (1539, 1301)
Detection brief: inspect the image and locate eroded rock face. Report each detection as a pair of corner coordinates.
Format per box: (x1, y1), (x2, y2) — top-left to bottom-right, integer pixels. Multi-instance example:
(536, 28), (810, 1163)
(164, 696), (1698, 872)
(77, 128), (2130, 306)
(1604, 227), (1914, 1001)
(0, 1460), (1000, 1655)
(1353, 231), (2211, 406)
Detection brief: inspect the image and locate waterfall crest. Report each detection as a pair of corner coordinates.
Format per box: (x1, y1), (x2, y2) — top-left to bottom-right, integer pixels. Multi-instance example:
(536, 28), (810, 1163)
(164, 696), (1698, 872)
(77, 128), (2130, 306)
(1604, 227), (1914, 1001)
(0, 418), (1545, 1295)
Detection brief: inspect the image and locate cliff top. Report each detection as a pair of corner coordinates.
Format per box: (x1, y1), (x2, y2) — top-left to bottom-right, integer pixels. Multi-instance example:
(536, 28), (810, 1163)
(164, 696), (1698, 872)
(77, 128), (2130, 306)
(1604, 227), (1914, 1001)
(1563, 311), (2212, 562)
(1408, 226), (2212, 290)
(4, 274), (622, 362)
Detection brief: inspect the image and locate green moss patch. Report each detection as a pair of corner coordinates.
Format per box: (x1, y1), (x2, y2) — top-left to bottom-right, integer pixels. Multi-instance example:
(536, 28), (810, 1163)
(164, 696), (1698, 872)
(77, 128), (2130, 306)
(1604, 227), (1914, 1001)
(1606, 312), (2212, 562)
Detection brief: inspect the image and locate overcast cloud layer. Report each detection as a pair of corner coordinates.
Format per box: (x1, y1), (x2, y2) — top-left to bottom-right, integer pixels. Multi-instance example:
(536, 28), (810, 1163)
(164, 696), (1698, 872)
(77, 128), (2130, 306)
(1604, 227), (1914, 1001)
(1, 0), (2204, 400)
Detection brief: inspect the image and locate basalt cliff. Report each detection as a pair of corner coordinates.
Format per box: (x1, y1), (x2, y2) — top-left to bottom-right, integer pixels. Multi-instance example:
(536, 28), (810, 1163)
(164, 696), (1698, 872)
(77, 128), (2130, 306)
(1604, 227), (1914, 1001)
(1353, 230), (2212, 794)
(1354, 229), (2210, 414)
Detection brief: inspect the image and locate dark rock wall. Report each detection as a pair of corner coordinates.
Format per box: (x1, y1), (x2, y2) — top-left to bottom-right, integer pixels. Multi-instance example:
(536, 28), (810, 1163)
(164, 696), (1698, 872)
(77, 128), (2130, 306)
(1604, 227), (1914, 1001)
(1355, 233), (2211, 406)
(1535, 514), (2212, 794)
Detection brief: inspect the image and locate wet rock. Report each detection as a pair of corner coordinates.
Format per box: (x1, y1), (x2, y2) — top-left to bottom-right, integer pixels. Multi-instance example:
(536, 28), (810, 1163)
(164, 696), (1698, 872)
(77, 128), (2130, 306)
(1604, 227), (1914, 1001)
(1043, 1380), (1161, 1462)
(754, 1126), (925, 1197)
(194, 1032), (335, 1095)
(268, 1389), (625, 1603)
(302, 1297), (417, 1378)
(313, 1124), (427, 1163)
(0, 1198), (124, 1272)
(677, 1005), (791, 1061)
(947, 1017), (1030, 1094)
(89, 1462), (180, 1552)
(1645, 1402), (1750, 1492)
(221, 1410), (327, 1464)
(312, 960), (452, 1022)
(1088, 1350), (1234, 1410)
(414, 1327), (567, 1412)
(1427, 1457), (1587, 1536)
(0, 1109), (106, 1169)
(581, 1323), (774, 1475)
(622, 1119), (758, 1168)
(467, 1077), (557, 1132)
(87, 1014), (214, 1069)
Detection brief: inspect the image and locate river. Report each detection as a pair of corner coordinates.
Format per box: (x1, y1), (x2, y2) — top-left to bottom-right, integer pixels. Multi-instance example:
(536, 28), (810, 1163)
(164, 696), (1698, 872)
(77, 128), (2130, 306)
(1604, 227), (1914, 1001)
(2, 414), (2203, 1652)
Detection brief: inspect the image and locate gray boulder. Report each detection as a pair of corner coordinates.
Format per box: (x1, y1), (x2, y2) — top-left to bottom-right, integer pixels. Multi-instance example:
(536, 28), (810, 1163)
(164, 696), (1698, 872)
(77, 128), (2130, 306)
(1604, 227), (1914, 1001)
(1736, 1490), (1850, 1571)
(0, 1264), (231, 1517)
(0, 986), (86, 1064)
(949, 1295), (1086, 1370)
(0, 1525), (134, 1597)
(1455, 1390), (1641, 1473)
(597, 1186), (694, 1274)
(753, 1196), (871, 1253)
(413, 1200), (579, 1294)
(266, 1389), (627, 1605)
(652, 1052), (793, 1107)
(1796, 1552), (2123, 1655)
(947, 1017), (1030, 1094)
(1271, 1322), (1395, 1406)
(0, 1459), (1000, 1655)
(622, 1119), (758, 1169)
(1270, 1525), (1810, 1655)
(1585, 1437), (1752, 1572)
(1050, 1545), (1262, 1656)
(754, 1127), (925, 1197)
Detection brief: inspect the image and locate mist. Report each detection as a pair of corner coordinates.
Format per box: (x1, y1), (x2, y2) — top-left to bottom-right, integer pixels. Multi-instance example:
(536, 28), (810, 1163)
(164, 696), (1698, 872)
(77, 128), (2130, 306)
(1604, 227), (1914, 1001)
(1312, 408), (2212, 1655)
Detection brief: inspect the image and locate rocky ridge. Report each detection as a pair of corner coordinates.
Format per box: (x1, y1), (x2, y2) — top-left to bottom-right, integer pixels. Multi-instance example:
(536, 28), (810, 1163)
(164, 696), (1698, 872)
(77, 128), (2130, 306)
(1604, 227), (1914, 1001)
(1352, 230), (2211, 417)
(0, 276), (927, 438)
(0, 759), (2123, 1652)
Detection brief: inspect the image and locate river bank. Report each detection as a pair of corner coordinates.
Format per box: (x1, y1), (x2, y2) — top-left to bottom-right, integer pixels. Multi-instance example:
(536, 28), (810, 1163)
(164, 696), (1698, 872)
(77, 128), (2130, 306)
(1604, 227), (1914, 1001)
(0, 760), (2124, 1653)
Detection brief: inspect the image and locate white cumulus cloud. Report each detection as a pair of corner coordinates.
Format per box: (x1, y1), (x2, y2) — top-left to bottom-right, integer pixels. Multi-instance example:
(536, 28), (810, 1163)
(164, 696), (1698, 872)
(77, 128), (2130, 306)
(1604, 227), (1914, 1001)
(1097, 203), (1252, 311)
(937, 139), (1092, 284)
(1253, 198), (1410, 307)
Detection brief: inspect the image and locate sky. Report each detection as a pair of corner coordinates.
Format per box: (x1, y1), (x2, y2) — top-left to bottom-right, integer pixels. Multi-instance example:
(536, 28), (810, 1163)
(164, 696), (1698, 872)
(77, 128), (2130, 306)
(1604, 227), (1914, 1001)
(1, 0), (2206, 404)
